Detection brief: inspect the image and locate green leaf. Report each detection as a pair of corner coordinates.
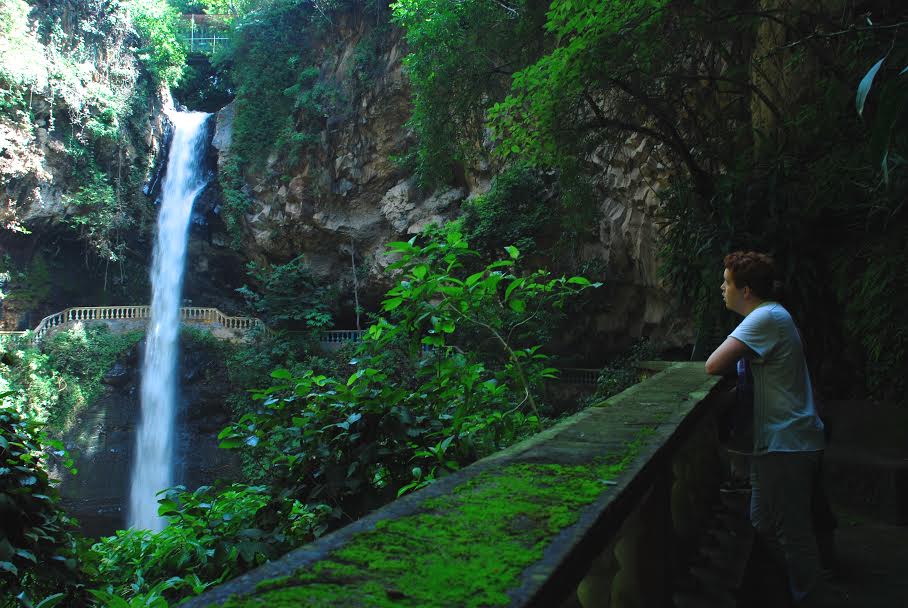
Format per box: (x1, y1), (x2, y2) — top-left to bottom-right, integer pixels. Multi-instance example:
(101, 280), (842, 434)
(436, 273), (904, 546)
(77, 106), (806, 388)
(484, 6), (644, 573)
(157, 499), (179, 516)
(567, 276), (592, 286)
(487, 260), (514, 270)
(505, 245), (520, 259)
(35, 593), (67, 608)
(0, 561), (17, 575)
(465, 271), (485, 287)
(382, 297), (403, 311)
(218, 438), (243, 450)
(271, 368), (292, 379)
(857, 56), (886, 117)
(386, 241), (416, 252)
(504, 278), (524, 301)
(14, 548), (36, 563)
(509, 299), (527, 313)
(412, 265), (428, 280)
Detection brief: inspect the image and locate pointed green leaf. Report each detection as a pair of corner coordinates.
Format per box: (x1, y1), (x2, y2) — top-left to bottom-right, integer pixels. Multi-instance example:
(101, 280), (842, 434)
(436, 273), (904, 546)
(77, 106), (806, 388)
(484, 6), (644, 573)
(382, 297), (403, 311)
(857, 56), (886, 117)
(504, 245), (520, 259)
(35, 593), (67, 608)
(567, 276), (592, 286)
(411, 265), (428, 280)
(465, 271), (485, 286)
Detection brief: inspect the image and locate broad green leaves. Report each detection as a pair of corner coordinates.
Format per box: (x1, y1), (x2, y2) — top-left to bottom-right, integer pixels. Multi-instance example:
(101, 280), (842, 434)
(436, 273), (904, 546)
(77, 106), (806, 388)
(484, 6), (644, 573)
(218, 226), (600, 516)
(87, 483), (330, 604)
(0, 401), (80, 602)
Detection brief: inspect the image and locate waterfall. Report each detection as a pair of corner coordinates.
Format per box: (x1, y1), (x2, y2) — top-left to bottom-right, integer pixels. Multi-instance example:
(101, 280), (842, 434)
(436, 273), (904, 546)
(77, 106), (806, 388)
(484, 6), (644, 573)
(129, 111), (210, 531)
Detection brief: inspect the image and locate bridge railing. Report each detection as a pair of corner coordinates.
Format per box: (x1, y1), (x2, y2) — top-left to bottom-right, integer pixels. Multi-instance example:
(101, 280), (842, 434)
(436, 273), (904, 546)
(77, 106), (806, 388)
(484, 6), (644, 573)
(178, 14), (230, 55)
(320, 329), (365, 343)
(2, 306), (268, 344)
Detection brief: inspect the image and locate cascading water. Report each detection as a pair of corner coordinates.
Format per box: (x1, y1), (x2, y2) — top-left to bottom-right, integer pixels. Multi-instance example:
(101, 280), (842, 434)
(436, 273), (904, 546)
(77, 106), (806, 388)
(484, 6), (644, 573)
(129, 111), (210, 531)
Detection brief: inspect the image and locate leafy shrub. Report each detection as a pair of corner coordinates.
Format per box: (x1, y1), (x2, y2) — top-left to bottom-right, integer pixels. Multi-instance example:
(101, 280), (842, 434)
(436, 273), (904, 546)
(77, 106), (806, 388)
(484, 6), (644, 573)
(460, 164), (552, 259)
(0, 397), (83, 606)
(590, 340), (656, 402)
(85, 484), (329, 605)
(0, 0), (45, 111)
(170, 58), (233, 112)
(391, 0), (547, 186)
(218, 228), (599, 519)
(216, 157), (253, 247)
(126, 0), (187, 87)
(217, 0), (317, 167)
(63, 165), (133, 263)
(235, 254), (333, 329)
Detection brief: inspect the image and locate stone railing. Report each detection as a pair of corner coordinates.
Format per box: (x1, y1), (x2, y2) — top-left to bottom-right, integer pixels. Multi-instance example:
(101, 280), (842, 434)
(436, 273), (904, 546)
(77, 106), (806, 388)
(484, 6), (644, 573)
(319, 329), (365, 350)
(1, 306), (267, 343)
(183, 362), (726, 608)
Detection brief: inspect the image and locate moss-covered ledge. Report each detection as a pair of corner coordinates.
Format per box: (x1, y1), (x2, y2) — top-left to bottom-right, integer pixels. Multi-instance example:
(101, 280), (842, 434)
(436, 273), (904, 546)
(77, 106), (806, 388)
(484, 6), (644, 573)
(182, 362), (722, 608)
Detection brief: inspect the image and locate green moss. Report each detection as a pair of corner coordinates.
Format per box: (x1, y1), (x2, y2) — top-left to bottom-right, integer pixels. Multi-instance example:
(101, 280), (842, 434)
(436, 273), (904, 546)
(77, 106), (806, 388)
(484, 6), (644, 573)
(222, 430), (654, 607)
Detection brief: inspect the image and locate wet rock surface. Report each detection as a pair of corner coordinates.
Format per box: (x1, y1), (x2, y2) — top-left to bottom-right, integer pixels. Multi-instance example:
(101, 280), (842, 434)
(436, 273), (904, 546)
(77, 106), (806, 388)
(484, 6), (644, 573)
(58, 337), (240, 537)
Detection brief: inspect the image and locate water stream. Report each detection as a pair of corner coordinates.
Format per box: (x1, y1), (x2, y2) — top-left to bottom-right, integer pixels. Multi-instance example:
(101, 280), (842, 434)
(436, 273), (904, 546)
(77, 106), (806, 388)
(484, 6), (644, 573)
(129, 111), (210, 531)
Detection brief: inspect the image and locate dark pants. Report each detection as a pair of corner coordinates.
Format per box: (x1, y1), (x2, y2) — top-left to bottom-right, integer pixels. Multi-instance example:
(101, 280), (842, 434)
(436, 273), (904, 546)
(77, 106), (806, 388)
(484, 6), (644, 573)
(750, 451), (823, 602)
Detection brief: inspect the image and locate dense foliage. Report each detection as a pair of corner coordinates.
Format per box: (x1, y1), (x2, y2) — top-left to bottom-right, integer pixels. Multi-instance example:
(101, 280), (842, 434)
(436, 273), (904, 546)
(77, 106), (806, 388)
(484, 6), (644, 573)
(210, 0), (348, 168)
(0, 326), (142, 430)
(219, 228), (598, 522)
(84, 483), (329, 605)
(0, 396), (81, 607)
(235, 254), (332, 329)
(393, 0), (908, 402)
(390, 0), (548, 186)
(1, 0), (186, 283)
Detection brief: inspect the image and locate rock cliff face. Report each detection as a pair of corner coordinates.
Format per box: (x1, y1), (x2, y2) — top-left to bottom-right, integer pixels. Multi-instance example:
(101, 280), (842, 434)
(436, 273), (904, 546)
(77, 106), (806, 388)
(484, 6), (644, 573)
(1, 5), (692, 353)
(212, 13), (691, 352)
(0, 92), (170, 230)
(0, 1), (175, 329)
(57, 336), (240, 537)
(210, 17), (433, 292)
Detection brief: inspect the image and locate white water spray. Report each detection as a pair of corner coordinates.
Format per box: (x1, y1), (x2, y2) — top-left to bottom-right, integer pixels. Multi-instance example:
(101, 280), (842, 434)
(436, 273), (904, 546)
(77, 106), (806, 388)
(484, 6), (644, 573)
(129, 111), (210, 531)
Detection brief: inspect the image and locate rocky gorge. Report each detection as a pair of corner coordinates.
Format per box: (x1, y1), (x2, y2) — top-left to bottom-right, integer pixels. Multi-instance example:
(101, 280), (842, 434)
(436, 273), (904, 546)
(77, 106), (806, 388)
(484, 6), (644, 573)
(2, 3), (693, 356)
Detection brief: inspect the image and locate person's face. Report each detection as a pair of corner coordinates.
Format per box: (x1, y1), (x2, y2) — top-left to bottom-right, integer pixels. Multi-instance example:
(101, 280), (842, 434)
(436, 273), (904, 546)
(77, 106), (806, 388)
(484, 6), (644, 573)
(721, 268), (746, 313)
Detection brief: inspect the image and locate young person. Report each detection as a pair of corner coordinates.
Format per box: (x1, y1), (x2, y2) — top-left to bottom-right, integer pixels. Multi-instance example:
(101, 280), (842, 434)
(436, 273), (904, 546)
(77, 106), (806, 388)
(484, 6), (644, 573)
(705, 251), (826, 605)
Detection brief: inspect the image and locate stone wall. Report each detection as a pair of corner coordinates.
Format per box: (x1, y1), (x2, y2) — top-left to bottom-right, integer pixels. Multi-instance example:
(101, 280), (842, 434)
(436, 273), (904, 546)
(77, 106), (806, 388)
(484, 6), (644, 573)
(181, 363), (724, 608)
(212, 12), (693, 353)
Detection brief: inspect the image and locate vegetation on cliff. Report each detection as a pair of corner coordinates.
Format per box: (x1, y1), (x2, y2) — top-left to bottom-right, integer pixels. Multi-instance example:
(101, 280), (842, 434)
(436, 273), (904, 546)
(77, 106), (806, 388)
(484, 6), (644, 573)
(1, 227), (599, 606)
(3, 0), (908, 606)
(395, 0), (908, 402)
(0, 0), (192, 315)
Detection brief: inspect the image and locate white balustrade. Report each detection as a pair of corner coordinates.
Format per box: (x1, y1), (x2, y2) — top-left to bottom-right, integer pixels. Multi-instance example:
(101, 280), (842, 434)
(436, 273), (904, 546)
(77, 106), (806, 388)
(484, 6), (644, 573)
(13, 305), (269, 344)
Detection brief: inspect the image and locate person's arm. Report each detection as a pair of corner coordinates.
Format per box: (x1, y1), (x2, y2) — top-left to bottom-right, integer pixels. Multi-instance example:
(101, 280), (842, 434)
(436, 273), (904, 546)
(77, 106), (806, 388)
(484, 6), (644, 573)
(705, 336), (753, 375)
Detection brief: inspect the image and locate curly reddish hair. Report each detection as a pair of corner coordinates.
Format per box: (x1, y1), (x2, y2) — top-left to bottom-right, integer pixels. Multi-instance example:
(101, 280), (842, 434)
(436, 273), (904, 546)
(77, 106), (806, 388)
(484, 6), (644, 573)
(723, 251), (776, 299)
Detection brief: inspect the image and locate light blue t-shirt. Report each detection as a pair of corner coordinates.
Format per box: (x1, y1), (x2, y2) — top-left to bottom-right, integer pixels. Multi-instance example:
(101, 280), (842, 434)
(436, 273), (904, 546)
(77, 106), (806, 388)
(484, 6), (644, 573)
(729, 302), (825, 454)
